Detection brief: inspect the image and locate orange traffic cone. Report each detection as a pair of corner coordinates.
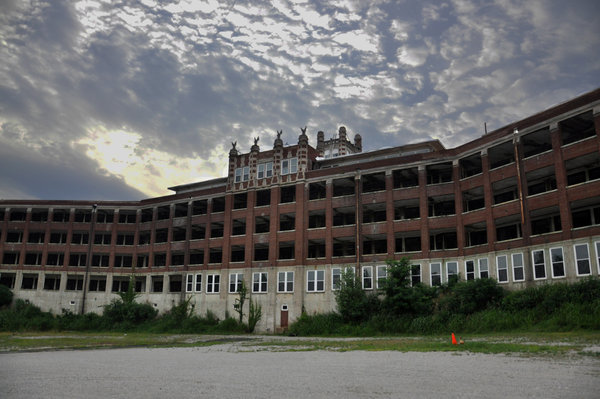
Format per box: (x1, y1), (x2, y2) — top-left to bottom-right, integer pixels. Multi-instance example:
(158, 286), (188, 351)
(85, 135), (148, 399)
(451, 333), (458, 345)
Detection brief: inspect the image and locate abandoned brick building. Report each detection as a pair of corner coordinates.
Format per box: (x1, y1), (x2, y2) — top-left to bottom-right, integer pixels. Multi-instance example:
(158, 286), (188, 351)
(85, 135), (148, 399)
(1, 88), (599, 332)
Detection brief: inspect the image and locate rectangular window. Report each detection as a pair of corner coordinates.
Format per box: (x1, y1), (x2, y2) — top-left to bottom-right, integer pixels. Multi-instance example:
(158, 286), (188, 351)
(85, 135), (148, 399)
(243, 166), (250, 181)
(253, 272), (268, 293)
(258, 163), (265, 179)
(265, 162), (273, 177)
(532, 250), (546, 280)
(446, 261), (458, 282)
(376, 265), (387, 289)
(411, 264), (421, 286)
(229, 273), (244, 293)
(430, 263), (442, 286)
(496, 255), (508, 283)
(465, 260), (475, 280)
(362, 266), (373, 289)
(479, 258), (489, 278)
(69, 254), (87, 267)
(195, 274), (202, 292)
(512, 253), (525, 281)
(206, 274), (220, 293)
(550, 247), (566, 278)
(596, 242), (600, 274)
(43, 275), (61, 290)
(66, 276), (84, 291)
(281, 158), (298, 175)
(307, 270), (325, 292)
(186, 274), (194, 292)
(235, 168), (242, 183)
(278, 271), (294, 292)
(574, 244), (591, 276)
(89, 276), (107, 292)
(332, 268), (341, 290)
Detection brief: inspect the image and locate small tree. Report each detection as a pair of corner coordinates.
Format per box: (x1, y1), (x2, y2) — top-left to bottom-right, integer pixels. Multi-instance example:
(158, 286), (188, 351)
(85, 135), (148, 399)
(0, 284), (13, 307)
(247, 298), (262, 333)
(233, 280), (248, 323)
(381, 257), (436, 316)
(335, 267), (379, 323)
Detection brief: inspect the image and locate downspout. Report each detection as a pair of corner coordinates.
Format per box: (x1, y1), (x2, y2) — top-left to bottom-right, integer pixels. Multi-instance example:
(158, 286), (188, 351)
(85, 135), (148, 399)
(81, 204), (97, 314)
(355, 170), (361, 273)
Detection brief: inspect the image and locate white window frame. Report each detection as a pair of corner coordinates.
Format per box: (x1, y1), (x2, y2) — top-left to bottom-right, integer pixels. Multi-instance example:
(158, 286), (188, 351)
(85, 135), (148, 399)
(362, 266), (373, 290)
(242, 166), (249, 181)
(229, 272), (243, 293)
(206, 274), (220, 293)
(307, 270), (325, 292)
(253, 272), (268, 293)
(258, 163), (264, 179)
(376, 265), (388, 289)
(446, 261), (458, 282)
(574, 243), (591, 276)
(496, 255), (508, 283)
(479, 258), (489, 278)
(234, 168), (242, 183)
(277, 271), (294, 293)
(430, 262), (442, 286)
(550, 247), (566, 279)
(332, 267), (354, 290)
(411, 264), (421, 286)
(465, 260), (475, 280)
(531, 249), (546, 280)
(281, 158), (297, 175)
(195, 273), (202, 292)
(512, 253), (525, 282)
(186, 274), (194, 292)
(257, 162), (273, 179)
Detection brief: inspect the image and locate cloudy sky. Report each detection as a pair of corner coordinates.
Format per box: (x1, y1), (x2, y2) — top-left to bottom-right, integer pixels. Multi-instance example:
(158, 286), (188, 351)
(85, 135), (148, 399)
(1, 0), (598, 201)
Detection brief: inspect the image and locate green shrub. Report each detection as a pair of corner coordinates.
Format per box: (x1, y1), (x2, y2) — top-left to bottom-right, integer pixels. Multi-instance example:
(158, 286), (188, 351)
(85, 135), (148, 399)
(288, 312), (344, 336)
(440, 278), (504, 315)
(103, 299), (157, 328)
(0, 285), (13, 307)
(335, 268), (380, 324)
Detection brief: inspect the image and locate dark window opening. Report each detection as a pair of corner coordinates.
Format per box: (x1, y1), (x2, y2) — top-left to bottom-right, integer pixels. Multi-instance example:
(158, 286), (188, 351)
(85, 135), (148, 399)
(68, 254), (86, 267)
(254, 243), (269, 261)
(10, 209), (27, 221)
(428, 196), (455, 217)
(255, 216), (270, 234)
(154, 253), (167, 267)
(496, 221), (522, 241)
(522, 127), (552, 157)
(0, 273), (16, 288)
(332, 238), (356, 257)
(89, 277), (107, 292)
(231, 245), (245, 262)
(209, 247), (223, 263)
(96, 210), (114, 223)
(3, 252), (20, 265)
(210, 222), (224, 238)
(191, 224), (206, 240)
(52, 209), (69, 222)
(363, 203), (386, 223)
(308, 210), (326, 228)
(74, 210), (92, 223)
(531, 215), (562, 235)
(233, 193), (248, 209)
(192, 199), (208, 215)
(212, 197), (225, 212)
(394, 199), (420, 220)
(560, 110), (595, 145)
(309, 181), (327, 200)
(169, 275), (182, 292)
(427, 162), (453, 184)
(493, 177), (519, 205)
(172, 227), (187, 241)
(91, 254), (109, 267)
(116, 234), (134, 245)
(488, 141), (515, 169)
(232, 218), (246, 236)
(31, 209), (48, 222)
(463, 186), (485, 212)
(118, 210), (137, 223)
(570, 198), (600, 228)
(395, 234), (421, 252)
(565, 152), (600, 186)
(152, 276), (164, 292)
(189, 250), (204, 265)
(114, 255), (133, 268)
(333, 177), (355, 197)
(66, 276), (84, 291)
(279, 213), (295, 231)
(171, 253), (185, 266)
(333, 207), (355, 226)
(363, 236), (387, 254)
(141, 208), (153, 222)
(21, 274), (38, 290)
(174, 202), (188, 218)
(155, 228), (168, 243)
(256, 189), (271, 207)
(6, 232), (23, 243)
(362, 172), (386, 193)
(278, 242), (295, 260)
(137, 254), (149, 268)
(280, 186), (296, 203)
(43, 275), (61, 290)
(526, 166), (557, 196)
(460, 153), (482, 178)
(138, 231), (151, 245)
(307, 239), (326, 258)
(429, 231), (458, 250)
(465, 223), (487, 246)
(157, 206), (170, 220)
(27, 231), (45, 244)
(393, 168), (418, 188)
(24, 253), (42, 265)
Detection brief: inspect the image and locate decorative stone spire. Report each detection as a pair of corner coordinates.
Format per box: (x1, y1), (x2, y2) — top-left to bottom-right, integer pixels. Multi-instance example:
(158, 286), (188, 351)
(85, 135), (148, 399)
(274, 129), (283, 148)
(298, 126), (308, 146)
(251, 136), (260, 153)
(354, 133), (362, 152)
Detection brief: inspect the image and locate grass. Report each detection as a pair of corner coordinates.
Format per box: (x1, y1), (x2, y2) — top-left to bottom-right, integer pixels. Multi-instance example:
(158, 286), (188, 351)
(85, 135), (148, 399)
(1, 331), (598, 356)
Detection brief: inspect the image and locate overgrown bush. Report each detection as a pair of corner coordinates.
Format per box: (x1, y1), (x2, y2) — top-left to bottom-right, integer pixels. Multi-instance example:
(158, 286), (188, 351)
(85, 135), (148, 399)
(0, 284), (13, 307)
(381, 258), (436, 317)
(335, 268), (380, 323)
(439, 278), (504, 315)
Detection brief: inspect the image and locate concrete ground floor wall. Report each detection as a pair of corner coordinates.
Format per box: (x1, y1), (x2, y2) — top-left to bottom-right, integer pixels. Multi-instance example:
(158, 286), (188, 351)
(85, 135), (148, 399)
(2, 235), (599, 333)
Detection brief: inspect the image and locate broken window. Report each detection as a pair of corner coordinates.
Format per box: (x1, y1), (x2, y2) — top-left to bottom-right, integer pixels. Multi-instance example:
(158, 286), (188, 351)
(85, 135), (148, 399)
(89, 276), (107, 292)
(209, 247), (223, 263)
(6, 232), (23, 243)
(309, 181), (327, 200)
(3, 252), (20, 265)
(332, 237), (356, 257)
(255, 215), (270, 233)
(141, 208), (153, 222)
(172, 227), (187, 241)
(233, 193), (247, 209)
(565, 152), (600, 186)
(362, 172), (386, 193)
(91, 254), (109, 267)
(154, 253), (167, 267)
(112, 277), (129, 293)
(459, 153), (483, 178)
(94, 233), (112, 245)
(307, 239), (326, 258)
(332, 176), (355, 197)
(10, 208), (27, 221)
(69, 253), (87, 267)
(279, 213), (295, 231)
(212, 197), (225, 212)
(426, 162), (453, 184)
(333, 206), (355, 226)
(560, 110), (595, 145)
(191, 224), (205, 240)
(137, 254), (149, 268)
(155, 228), (168, 243)
(530, 206), (562, 235)
(462, 186), (485, 212)
(488, 141), (515, 169)
(43, 274), (61, 290)
(429, 230), (458, 250)
(174, 202), (188, 218)
(116, 234), (134, 245)
(522, 127), (552, 157)
(114, 255), (133, 268)
(363, 203), (386, 223)
(31, 209), (48, 222)
(118, 210), (137, 223)
(492, 176), (519, 204)
(308, 209), (326, 228)
(151, 276), (164, 292)
(526, 166), (556, 196)
(192, 199), (208, 215)
(52, 209), (69, 222)
(394, 199), (420, 220)
(465, 222), (488, 247)
(46, 253), (64, 266)
(74, 209), (92, 223)
(232, 218), (246, 236)
(189, 250), (204, 265)
(570, 198), (600, 228)
(230, 245), (245, 262)
(169, 275), (182, 292)
(156, 205), (170, 220)
(428, 195), (455, 217)
(255, 189), (271, 207)
(280, 185), (296, 203)
(363, 234), (387, 255)
(254, 243), (269, 261)
(392, 167), (419, 188)
(66, 275), (84, 291)
(72, 232), (89, 245)
(210, 222), (224, 238)
(395, 232), (421, 252)
(495, 214), (522, 241)
(278, 241), (295, 260)
(27, 231), (45, 244)
(24, 252), (43, 265)
(138, 231), (151, 245)
(21, 273), (38, 290)
(96, 210), (114, 223)
(49, 232), (67, 244)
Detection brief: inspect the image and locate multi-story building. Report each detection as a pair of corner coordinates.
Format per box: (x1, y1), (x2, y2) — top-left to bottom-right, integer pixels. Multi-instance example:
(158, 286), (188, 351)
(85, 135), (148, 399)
(1, 88), (599, 332)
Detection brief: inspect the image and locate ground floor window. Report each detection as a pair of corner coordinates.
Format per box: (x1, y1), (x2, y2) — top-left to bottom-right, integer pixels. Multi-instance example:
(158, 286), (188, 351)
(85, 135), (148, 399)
(253, 272), (267, 293)
(229, 273), (243, 293)
(66, 275), (84, 291)
(479, 258), (489, 278)
(307, 270), (324, 292)
(278, 271), (294, 293)
(207, 274), (220, 293)
(89, 276), (107, 292)
(362, 266), (373, 289)
(531, 250), (546, 280)
(446, 261), (458, 282)
(550, 247), (565, 278)
(411, 264), (421, 286)
(430, 263), (441, 286)
(496, 255), (508, 283)
(574, 244), (591, 276)
(21, 274), (38, 290)
(43, 275), (61, 290)
(465, 260), (475, 280)
(376, 265), (387, 289)
(512, 253), (525, 281)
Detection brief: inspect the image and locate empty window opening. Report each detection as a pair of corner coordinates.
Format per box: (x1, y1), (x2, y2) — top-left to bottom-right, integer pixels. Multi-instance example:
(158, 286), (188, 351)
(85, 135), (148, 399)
(27, 231), (45, 244)
(69, 253), (86, 267)
(308, 209), (326, 228)
(212, 197), (225, 212)
(333, 206), (355, 226)
(395, 232), (421, 252)
(232, 218), (246, 236)
(43, 275), (61, 290)
(362, 172), (386, 193)
(254, 243), (269, 261)
(169, 275), (182, 292)
(96, 210), (114, 223)
(462, 186), (485, 212)
(560, 110), (595, 145)
(255, 216), (270, 234)
(72, 232), (89, 245)
(6, 232), (23, 243)
(153, 253), (167, 267)
(31, 208), (49, 222)
(522, 127), (552, 157)
(191, 224), (206, 240)
(155, 228), (168, 243)
(137, 254), (149, 268)
(151, 276), (164, 292)
(66, 275), (84, 291)
(570, 198), (600, 228)
(279, 213), (296, 231)
(49, 232), (67, 244)
(74, 209), (92, 223)
(156, 206), (170, 220)
(21, 274), (39, 290)
(332, 177), (355, 197)
(278, 241), (295, 260)
(565, 152), (600, 186)
(89, 276), (107, 292)
(488, 141), (515, 169)
(94, 233), (112, 245)
(116, 234), (134, 245)
(394, 199), (420, 220)
(210, 222), (224, 238)
(332, 237), (356, 257)
(428, 195), (455, 217)
(91, 254), (110, 267)
(172, 227), (187, 241)
(174, 202), (188, 218)
(495, 214), (523, 241)
(526, 166), (557, 196)
(138, 231), (151, 245)
(209, 247), (223, 263)
(192, 199), (208, 215)
(309, 181), (327, 200)
(112, 277), (130, 293)
(393, 168), (419, 188)
(465, 222), (488, 247)
(363, 203), (386, 223)
(230, 245), (245, 262)
(24, 252), (43, 265)
(141, 208), (153, 222)
(492, 176), (519, 204)
(189, 250), (204, 265)
(429, 230), (458, 250)
(52, 209), (69, 222)
(530, 206), (562, 235)
(10, 209), (27, 221)
(280, 186), (296, 203)
(170, 253), (185, 266)
(460, 153), (483, 178)
(307, 239), (326, 258)
(233, 193), (248, 209)
(118, 210), (137, 223)
(3, 252), (20, 265)
(427, 162), (453, 184)
(256, 189), (271, 207)
(363, 234), (387, 255)
(46, 253), (64, 266)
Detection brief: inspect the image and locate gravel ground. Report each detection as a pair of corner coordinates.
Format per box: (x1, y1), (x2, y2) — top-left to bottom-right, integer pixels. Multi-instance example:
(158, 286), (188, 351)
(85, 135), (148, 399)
(1, 343), (598, 399)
